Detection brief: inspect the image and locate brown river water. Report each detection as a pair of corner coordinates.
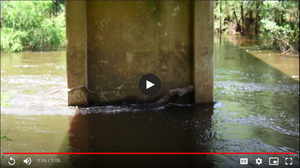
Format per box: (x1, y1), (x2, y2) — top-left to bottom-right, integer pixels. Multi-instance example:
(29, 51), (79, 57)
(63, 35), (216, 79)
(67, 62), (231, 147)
(1, 36), (299, 167)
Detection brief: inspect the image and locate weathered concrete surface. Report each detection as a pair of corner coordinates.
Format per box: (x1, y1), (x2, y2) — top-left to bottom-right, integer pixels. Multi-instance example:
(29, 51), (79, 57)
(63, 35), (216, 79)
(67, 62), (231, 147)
(194, 1), (214, 104)
(68, 87), (89, 107)
(66, 1), (88, 106)
(66, 1), (214, 106)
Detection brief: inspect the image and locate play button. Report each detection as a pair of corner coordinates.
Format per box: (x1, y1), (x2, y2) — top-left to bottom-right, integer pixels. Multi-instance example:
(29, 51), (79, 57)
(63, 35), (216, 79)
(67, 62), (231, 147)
(139, 73), (161, 96)
(146, 80), (155, 89)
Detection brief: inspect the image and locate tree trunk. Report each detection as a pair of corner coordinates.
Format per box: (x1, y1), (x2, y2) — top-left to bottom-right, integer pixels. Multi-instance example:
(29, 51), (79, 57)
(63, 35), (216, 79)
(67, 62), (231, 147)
(255, 1), (260, 36)
(148, 85), (194, 106)
(240, 2), (245, 35)
(232, 7), (241, 33)
(219, 1), (222, 34)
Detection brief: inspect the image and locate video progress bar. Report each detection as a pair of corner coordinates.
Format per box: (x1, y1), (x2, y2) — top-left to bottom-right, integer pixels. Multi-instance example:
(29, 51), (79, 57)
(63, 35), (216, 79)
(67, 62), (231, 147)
(3, 152), (297, 155)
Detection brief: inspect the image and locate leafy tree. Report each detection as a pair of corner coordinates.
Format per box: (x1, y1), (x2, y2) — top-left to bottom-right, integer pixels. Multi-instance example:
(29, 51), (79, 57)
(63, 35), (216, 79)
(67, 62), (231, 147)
(259, 1), (299, 53)
(214, 0), (299, 53)
(1, 1), (65, 52)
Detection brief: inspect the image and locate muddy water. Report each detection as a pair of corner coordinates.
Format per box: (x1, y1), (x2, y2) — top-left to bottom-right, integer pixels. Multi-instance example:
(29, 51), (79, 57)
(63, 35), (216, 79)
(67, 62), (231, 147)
(223, 34), (299, 81)
(1, 37), (299, 167)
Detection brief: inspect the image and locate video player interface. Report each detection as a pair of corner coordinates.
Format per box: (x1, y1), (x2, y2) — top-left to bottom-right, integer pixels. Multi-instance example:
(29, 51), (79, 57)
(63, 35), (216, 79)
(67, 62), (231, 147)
(1, 0), (299, 167)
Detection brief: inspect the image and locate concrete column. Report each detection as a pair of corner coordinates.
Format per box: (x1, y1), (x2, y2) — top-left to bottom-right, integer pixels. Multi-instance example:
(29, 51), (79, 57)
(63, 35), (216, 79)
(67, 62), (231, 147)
(66, 1), (214, 106)
(194, 1), (214, 104)
(66, 1), (88, 106)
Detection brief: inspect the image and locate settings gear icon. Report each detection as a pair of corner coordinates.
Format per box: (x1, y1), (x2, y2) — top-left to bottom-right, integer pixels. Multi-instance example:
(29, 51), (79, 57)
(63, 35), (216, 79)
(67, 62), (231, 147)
(256, 158), (263, 165)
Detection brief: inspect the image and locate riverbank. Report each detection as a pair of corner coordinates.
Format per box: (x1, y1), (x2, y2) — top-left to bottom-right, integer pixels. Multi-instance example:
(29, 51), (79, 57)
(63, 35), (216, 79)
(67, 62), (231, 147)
(220, 34), (299, 81)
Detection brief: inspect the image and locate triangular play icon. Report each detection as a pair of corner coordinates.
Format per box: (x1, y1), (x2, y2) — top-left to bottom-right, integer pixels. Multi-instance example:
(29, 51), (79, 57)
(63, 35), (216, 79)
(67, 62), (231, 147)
(146, 80), (155, 89)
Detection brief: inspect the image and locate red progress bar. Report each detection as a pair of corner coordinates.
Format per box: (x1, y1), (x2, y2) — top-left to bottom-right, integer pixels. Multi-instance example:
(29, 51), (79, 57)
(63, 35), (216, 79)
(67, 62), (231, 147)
(3, 152), (297, 155)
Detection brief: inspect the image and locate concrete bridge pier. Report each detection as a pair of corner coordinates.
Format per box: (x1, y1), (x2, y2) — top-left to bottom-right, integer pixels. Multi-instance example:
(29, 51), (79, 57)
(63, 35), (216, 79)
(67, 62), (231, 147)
(66, 1), (214, 107)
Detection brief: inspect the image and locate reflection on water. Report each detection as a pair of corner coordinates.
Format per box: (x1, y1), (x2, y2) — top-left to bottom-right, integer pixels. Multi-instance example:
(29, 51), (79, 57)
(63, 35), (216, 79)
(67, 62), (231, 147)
(222, 34), (299, 81)
(213, 36), (299, 167)
(1, 36), (299, 167)
(68, 106), (214, 167)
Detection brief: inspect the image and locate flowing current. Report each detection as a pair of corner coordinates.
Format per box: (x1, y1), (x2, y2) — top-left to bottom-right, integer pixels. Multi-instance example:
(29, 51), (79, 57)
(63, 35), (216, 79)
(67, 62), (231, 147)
(1, 36), (299, 167)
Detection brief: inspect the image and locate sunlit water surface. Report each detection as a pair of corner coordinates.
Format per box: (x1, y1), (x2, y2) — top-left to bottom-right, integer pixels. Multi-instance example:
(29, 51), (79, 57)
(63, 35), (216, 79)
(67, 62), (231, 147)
(1, 37), (299, 167)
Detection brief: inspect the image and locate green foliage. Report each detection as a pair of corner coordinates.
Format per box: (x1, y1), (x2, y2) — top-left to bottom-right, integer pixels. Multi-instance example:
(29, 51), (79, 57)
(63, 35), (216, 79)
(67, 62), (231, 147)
(259, 1), (299, 53)
(1, 1), (66, 52)
(1, 28), (27, 52)
(214, 0), (299, 53)
(0, 131), (14, 141)
(1, 91), (15, 107)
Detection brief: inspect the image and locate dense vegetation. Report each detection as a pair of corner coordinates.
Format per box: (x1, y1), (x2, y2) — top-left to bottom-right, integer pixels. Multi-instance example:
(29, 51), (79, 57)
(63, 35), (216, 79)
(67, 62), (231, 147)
(215, 0), (299, 54)
(1, 1), (65, 52)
